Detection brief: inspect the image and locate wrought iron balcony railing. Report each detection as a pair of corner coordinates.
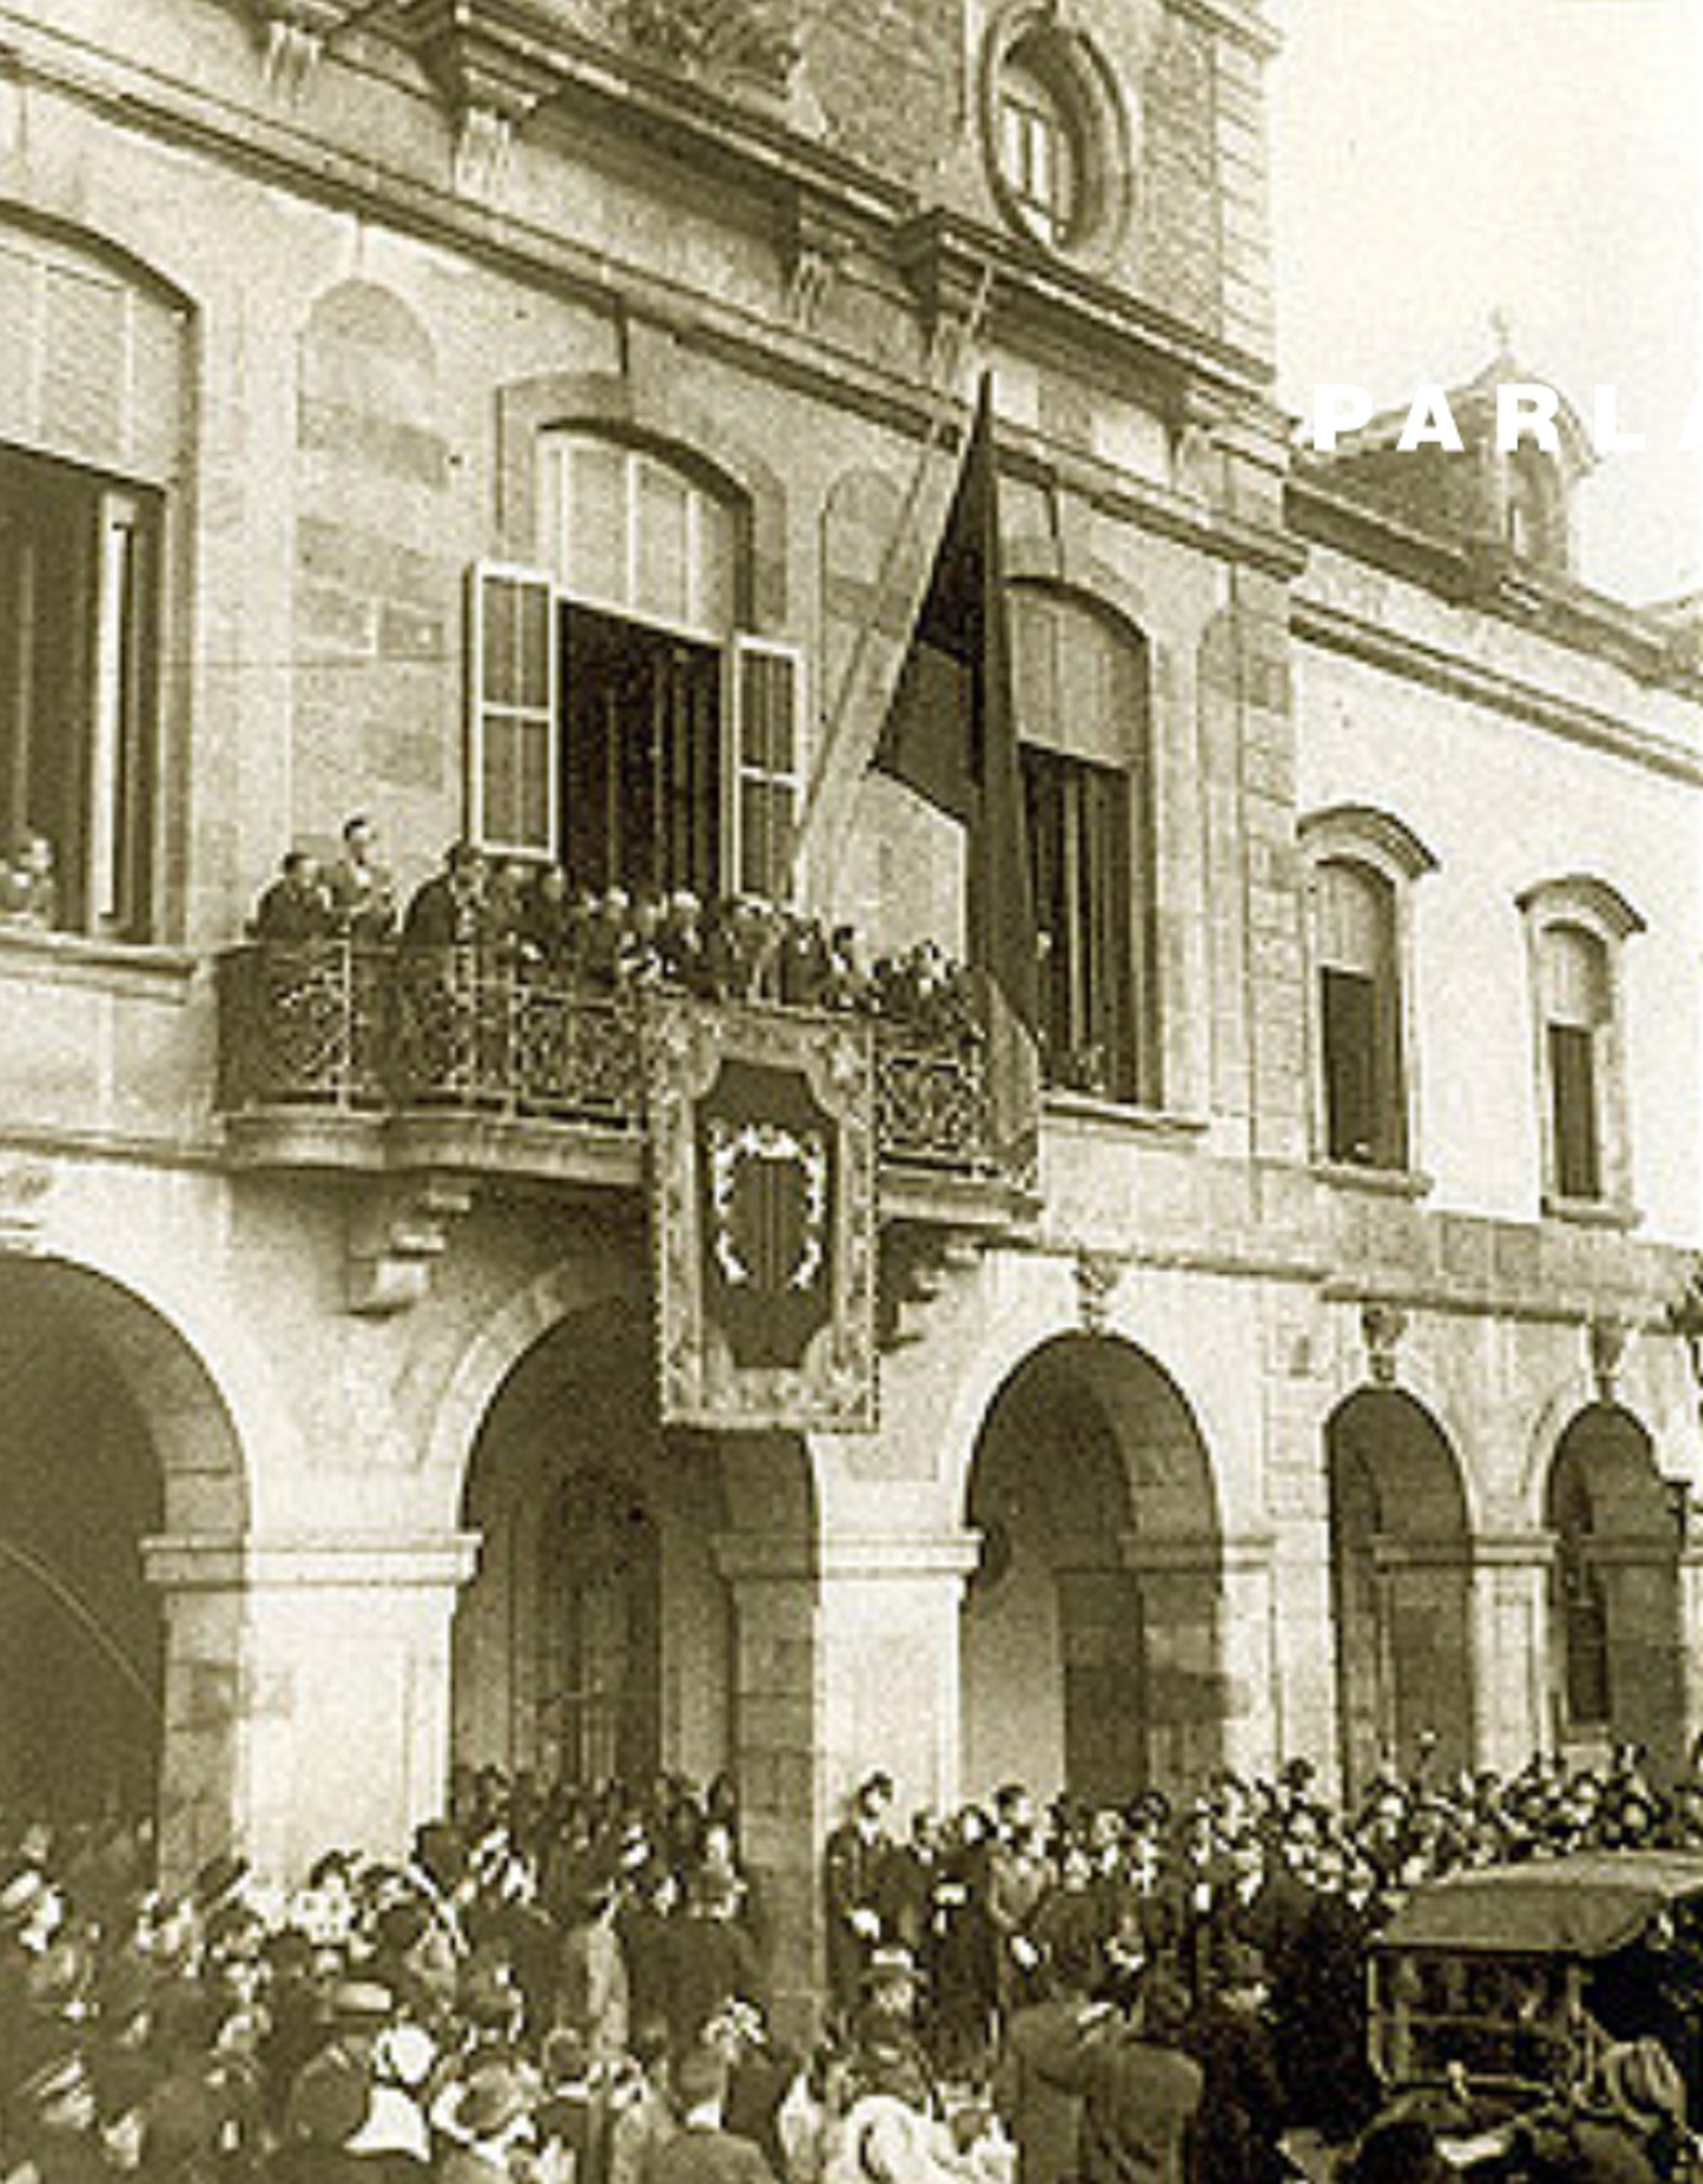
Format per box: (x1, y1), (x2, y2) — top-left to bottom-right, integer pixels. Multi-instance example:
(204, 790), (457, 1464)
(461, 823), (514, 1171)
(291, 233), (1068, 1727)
(215, 943), (1005, 1178)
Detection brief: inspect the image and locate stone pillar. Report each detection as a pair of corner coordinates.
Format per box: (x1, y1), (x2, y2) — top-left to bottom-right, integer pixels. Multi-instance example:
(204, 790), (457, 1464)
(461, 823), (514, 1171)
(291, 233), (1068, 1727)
(1677, 1549), (1703, 1768)
(1467, 1533), (1555, 1774)
(1121, 1533), (1276, 1790)
(144, 1531), (478, 1886)
(816, 1533), (981, 1817)
(713, 1535), (823, 2044)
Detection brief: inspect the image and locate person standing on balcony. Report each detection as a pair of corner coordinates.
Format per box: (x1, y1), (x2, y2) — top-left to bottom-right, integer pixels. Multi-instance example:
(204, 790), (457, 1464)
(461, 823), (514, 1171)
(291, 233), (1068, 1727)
(249, 851), (333, 942)
(0, 829), (57, 930)
(324, 813), (397, 942)
(401, 841), (487, 948)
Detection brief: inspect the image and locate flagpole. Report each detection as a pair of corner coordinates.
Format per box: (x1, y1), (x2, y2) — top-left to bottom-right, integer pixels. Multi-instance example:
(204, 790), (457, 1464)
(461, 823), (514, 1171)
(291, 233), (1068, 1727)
(798, 261), (998, 867)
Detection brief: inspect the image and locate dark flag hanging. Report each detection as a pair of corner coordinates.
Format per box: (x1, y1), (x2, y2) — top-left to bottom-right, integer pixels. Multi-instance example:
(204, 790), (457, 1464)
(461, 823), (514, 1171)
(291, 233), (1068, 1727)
(872, 373), (1041, 1179)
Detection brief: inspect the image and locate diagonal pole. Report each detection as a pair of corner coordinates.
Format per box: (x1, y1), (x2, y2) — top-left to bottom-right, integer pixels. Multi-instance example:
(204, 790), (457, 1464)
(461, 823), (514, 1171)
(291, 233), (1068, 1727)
(798, 262), (998, 863)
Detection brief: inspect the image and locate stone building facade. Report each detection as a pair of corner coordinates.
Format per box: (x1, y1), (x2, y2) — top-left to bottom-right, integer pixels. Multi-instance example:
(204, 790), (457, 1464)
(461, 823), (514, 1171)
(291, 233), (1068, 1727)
(1, 0), (1700, 2014)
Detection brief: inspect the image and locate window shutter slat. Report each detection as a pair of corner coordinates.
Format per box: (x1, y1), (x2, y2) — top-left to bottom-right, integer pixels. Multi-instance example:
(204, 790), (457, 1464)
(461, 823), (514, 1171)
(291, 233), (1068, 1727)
(469, 563), (558, 859)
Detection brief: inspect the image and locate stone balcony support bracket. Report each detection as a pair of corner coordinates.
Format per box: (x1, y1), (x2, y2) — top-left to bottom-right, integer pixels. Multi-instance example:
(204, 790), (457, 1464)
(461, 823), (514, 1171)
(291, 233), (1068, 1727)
(346, 1174), (475, 1317)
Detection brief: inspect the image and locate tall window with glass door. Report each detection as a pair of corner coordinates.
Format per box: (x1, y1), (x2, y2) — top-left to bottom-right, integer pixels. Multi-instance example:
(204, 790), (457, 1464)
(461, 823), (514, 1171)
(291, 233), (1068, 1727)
(1008, 585), (1154, 1105)
(1315, 857), (1406, 1168)
(1539, 922), (1608, 1202)
(471, 434), (802, 904)
(0, 443), (159, 937)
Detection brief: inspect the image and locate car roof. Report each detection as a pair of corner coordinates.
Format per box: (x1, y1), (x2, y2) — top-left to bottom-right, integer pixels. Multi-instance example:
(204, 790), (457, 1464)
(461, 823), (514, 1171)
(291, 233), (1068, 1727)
(1376, 1852), (1703, 1958)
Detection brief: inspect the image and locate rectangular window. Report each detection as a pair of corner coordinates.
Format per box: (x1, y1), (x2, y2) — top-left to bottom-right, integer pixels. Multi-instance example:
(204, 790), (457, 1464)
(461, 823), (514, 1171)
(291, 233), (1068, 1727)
(0, 443), (159, 937)
(1550, 1021), (1602, 1200)
(1022, 745), (1136, 1101)
(1322, 966), (1380, 1165)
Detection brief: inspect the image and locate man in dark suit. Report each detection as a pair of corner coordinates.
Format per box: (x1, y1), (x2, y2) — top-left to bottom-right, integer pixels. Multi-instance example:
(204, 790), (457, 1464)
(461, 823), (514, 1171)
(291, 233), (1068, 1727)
(1184, 1941), (1288, 2184)
(401, 840), (487, 947)
(251, 851), (333, 941)
(648, 2045), (778, 2184)
(822, 1772), (895, 2024)
(1059, 1970), (1203, 2184)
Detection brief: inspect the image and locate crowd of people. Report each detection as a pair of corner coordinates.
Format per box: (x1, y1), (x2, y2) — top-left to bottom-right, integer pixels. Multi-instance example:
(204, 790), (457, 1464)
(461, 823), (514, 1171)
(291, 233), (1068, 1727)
(246, 819), (982, 1049)
(5, 1746), (1703, 2181)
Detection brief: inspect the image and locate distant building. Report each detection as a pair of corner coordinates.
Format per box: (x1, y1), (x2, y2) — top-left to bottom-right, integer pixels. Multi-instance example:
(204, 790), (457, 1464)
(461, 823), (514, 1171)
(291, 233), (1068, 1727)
(1, 0), (1699, 2011)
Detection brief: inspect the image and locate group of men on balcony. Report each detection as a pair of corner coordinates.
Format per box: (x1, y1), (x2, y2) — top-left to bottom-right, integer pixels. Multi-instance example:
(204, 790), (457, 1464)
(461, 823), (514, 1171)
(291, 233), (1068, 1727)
(246, 821), (986, 1050)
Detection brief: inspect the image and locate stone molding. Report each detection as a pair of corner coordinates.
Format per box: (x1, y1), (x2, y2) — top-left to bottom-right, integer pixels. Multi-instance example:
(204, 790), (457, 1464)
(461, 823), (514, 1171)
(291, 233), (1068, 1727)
(711, 1530), (982, 1583)
(1119, 1530), (1275, 1577)
(142, 1532), (481, 1591)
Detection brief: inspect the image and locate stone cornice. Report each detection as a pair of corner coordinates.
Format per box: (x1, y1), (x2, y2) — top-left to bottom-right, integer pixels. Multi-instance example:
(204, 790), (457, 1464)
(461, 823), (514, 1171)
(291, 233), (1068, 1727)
(1292, 596), (1703, 787)
(1290, 473), (1703, 702)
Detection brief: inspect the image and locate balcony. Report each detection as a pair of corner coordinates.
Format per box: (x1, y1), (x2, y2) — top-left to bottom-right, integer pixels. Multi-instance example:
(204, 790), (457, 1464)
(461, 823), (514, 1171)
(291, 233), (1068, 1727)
(215, 943), (1030, 1226)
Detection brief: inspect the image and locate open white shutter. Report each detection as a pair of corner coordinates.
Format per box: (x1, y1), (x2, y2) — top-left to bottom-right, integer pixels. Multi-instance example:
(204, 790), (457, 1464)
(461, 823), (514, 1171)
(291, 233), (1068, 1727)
(468, 562), (558, 858)
(725, 633), (805, 905)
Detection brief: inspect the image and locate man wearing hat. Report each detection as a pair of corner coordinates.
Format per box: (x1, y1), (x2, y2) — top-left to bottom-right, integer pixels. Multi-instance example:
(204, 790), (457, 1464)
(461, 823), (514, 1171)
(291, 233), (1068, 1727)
(435, 2059), (539, 2183)
(850, 1948), (940, 2119)
(282, 1980), (394, 2150)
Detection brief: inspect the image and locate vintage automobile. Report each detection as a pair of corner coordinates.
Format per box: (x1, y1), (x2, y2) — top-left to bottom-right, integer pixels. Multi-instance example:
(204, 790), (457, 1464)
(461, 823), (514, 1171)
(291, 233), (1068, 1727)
(1288, 1851), (1703, 2179)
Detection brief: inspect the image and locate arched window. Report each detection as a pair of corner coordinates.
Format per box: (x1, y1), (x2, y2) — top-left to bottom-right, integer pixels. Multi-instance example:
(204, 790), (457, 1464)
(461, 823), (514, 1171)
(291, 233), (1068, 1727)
(469, 431), (802, 902)
(1301, 808), (1436, 1174)
(1519, 876), (1642, 1217)
(0, 219), (186, 939)
(1008, 585), (1154, 1105)
(997, 48), (1081, 249)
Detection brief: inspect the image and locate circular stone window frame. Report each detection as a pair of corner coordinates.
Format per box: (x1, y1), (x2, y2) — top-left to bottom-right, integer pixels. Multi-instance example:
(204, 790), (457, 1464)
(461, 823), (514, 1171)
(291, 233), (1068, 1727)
(980, 4), (1133, 273)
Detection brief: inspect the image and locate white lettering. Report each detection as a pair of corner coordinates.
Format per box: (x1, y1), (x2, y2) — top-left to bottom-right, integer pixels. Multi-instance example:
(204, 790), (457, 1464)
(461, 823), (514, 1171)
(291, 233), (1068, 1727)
(1591, 385), (1644, 455)
(1308, 384), (1374, 453)
(1396, 386), (1465, 453)
(1496, 383), (1561, 454)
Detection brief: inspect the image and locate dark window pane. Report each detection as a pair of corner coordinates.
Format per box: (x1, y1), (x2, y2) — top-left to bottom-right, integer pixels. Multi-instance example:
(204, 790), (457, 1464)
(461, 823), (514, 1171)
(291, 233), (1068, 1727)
(1322, 966), (1379, 1164)
(1550, 1021), (1602, 1200)
(562, 605), (721, 897)
(1021, 744), (1135, 1100)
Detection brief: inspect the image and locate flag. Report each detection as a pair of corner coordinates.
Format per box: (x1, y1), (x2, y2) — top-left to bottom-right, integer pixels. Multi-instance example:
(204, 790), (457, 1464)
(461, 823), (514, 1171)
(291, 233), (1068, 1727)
(873, 374), (1041, 1177)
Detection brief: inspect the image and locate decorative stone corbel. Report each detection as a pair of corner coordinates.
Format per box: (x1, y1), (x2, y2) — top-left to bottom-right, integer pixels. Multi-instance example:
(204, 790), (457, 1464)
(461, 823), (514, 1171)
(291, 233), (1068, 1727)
(0, 1157), (53, 1252)
(240, 0), (367, 100)
(1587, 1313), (1630, 1405)
(346, 1175), (474, 1316)
(1074, 1246), (1125, 1337)
(1361, 1300), (1408, 1387)
(406, 0), (562, 200)
(778, 186), (861, 332)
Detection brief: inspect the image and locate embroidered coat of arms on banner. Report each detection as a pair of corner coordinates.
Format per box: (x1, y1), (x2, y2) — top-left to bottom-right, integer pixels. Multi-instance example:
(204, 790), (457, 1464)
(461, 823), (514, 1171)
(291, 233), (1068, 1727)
(645, 997), (878, 1431)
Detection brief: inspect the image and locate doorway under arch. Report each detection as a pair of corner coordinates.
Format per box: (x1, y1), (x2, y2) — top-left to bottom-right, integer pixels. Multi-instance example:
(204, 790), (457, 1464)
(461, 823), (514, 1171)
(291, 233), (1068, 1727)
(1327, 1388), (1474, 1794)
(1545, 1405), (1682, 1767)
(960, 1333), (1224, 1806)
(453, 1298), (739, 1793)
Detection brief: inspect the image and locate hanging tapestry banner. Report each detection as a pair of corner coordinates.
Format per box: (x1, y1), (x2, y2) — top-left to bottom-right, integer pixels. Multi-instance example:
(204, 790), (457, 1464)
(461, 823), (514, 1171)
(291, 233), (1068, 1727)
(645, 997), (878, 1432)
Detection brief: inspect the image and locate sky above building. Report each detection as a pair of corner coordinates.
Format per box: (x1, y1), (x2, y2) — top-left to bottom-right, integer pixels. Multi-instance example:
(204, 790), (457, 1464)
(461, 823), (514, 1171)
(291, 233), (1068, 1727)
(1267, 0), (1703, 604)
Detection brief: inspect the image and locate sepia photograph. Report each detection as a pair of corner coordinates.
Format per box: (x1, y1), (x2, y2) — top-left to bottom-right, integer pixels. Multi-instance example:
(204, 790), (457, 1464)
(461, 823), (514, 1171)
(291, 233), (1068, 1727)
(0, 0), (1700, 2174)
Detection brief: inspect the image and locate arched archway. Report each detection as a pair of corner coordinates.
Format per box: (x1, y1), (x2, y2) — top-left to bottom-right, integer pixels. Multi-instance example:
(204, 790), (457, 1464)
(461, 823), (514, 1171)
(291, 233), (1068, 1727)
(1326, 1389), (1472, 1793)
(449, 1295), (824, 1791)
(960, 1333), (1223, 1805)
(1545, 1405), (1681, 1766)
(452, 1298), (738, 1790)
(0, 1256), (248, 1863)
